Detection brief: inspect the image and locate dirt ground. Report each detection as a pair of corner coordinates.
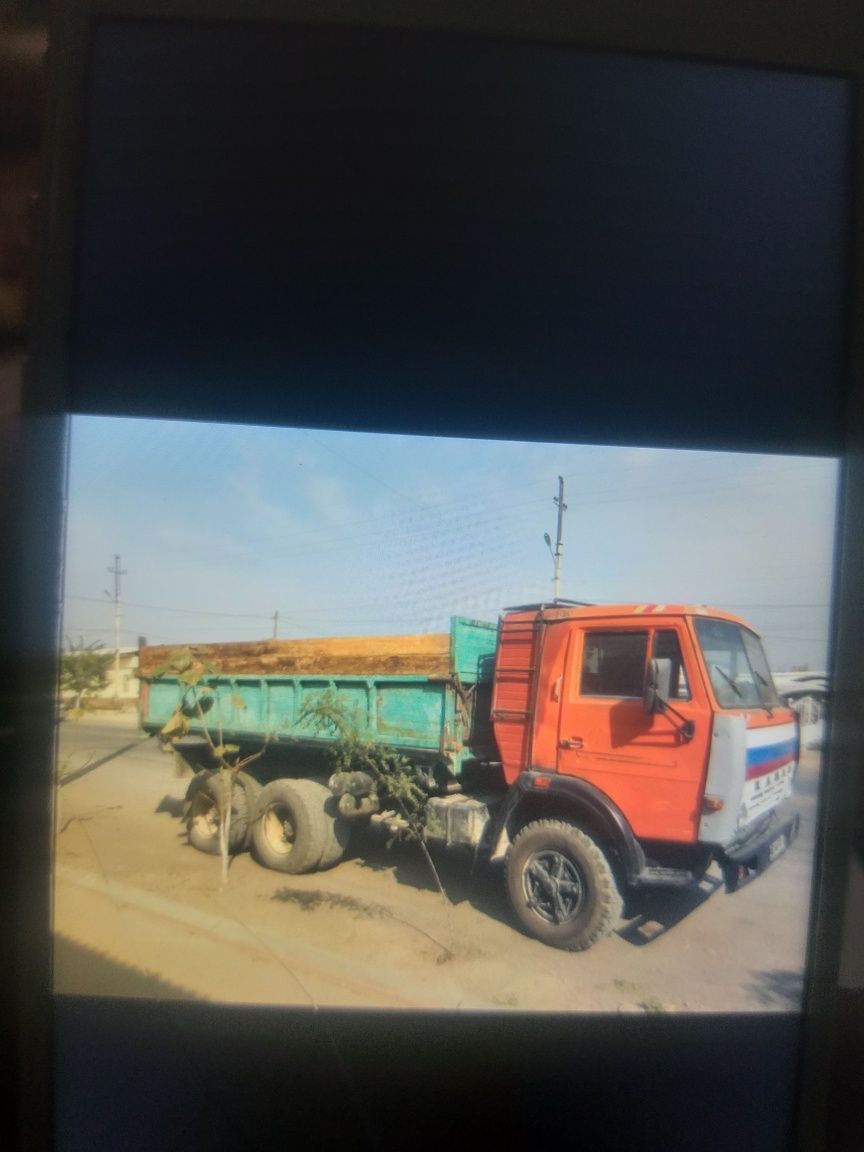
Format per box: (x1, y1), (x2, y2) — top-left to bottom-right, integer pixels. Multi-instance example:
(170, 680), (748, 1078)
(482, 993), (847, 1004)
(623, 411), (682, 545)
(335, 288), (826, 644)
(53, 715), (819, 1013)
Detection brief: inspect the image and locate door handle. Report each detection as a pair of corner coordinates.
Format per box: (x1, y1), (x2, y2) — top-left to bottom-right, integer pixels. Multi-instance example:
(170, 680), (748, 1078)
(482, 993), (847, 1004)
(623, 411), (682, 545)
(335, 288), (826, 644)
(559, 737), (584, 750)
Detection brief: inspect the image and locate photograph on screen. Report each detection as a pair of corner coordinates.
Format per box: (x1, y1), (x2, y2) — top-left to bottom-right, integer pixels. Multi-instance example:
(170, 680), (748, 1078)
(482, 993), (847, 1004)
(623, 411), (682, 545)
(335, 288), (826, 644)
(53, 416), (836, 1013)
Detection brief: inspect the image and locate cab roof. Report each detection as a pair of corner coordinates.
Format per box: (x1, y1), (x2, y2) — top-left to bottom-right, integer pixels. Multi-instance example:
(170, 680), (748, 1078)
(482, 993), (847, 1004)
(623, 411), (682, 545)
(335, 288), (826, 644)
(501, 602), (756, 632)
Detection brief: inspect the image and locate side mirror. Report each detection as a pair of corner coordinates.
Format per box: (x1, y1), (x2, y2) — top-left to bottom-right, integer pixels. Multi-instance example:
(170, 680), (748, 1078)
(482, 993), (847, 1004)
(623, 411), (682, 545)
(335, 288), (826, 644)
(643, 657), (673, 715)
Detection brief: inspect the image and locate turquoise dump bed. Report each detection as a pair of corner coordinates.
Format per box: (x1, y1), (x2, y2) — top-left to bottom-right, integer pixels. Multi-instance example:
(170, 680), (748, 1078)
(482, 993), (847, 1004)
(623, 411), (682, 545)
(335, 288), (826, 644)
(139, 617), (498, 773)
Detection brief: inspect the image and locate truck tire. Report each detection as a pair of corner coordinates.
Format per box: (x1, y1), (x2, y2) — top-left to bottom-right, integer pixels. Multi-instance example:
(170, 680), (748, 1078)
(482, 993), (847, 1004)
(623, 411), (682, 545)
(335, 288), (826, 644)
(251, 778), (346, 875)
(237, 772), (260, 849)
(187, 770), (257, 856)
(505, 819), (623, 951)
(317, 790), (352, 870)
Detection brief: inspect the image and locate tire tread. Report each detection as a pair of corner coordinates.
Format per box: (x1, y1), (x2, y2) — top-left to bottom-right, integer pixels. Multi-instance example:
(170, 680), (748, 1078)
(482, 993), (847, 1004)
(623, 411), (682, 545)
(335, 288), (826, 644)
(506, 818), (622, 951)
(186, 770), (254, 856)
(251, 778), (348, 874)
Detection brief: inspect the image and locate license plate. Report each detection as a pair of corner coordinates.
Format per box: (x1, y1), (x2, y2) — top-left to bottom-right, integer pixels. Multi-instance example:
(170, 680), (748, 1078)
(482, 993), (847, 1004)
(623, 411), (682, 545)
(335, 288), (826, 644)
(768, 832), (789, 862)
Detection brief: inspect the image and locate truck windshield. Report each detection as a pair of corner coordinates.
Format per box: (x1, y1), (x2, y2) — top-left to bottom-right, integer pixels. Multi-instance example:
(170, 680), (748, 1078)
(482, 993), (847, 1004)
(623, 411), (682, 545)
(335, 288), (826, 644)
(694, 618), (781, 710)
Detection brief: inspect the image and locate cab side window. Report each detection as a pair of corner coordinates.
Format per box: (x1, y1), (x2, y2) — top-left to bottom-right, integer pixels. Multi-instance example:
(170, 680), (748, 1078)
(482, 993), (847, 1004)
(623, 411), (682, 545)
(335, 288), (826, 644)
(653, 629), (691, 700)
(580, 631), (648, 697)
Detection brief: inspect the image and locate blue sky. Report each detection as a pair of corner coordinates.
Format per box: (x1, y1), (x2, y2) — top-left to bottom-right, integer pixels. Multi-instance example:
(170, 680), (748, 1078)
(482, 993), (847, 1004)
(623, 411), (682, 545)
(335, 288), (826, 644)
(62, 416), (838, 671)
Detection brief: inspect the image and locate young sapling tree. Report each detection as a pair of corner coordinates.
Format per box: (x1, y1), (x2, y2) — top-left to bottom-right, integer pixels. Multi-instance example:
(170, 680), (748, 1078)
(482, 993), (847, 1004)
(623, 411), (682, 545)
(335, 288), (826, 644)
(153, 647), (269, 886)
(299, 689), (455, 952)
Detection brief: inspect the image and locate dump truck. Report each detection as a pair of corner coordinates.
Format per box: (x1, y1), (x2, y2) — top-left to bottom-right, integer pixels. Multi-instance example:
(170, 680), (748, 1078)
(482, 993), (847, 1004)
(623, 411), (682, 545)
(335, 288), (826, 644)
(138, 602), (801, 951)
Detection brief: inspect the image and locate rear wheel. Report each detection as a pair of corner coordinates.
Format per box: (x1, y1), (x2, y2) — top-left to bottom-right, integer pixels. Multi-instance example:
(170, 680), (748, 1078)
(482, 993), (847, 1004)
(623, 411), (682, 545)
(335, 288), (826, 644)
(506, 819), (622, 951)
(187, 770), (257, 855)
(317, 790), (352, 869)
(251, 778), (348, 874)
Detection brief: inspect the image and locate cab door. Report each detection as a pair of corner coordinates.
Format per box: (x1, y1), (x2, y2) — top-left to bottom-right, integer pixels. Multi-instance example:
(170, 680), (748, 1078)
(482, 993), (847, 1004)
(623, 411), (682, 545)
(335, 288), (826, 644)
(556, 622), (710, 843)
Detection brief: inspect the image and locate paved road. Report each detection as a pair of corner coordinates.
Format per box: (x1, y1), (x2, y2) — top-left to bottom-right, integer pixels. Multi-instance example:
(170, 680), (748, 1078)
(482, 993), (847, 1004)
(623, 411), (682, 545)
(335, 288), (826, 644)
(53, 715), (820, 1013)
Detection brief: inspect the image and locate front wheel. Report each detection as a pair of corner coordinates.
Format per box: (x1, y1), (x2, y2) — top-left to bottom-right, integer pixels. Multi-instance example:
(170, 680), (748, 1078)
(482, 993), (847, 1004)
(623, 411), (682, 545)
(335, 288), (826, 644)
(505, 819), (623, 951)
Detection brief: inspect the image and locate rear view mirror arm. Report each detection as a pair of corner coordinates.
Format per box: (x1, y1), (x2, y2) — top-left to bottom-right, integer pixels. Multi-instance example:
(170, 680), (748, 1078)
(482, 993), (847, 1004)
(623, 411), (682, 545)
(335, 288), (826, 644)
(656, 698), (695, 742)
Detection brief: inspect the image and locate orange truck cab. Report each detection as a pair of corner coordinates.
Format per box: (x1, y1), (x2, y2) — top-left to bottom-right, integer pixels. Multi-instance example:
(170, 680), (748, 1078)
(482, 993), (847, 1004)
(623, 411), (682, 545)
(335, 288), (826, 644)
(483, 602), (800, 950)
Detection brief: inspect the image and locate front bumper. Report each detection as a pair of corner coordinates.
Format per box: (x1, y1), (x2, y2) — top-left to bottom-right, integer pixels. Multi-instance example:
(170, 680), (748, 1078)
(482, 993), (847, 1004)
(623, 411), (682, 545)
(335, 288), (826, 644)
(716, 802), (800, 890)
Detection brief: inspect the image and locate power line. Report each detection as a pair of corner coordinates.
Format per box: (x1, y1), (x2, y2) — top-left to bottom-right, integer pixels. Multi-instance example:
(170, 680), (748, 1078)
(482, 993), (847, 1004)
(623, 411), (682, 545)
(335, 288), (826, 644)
(66, 594), (273, 620)
(251, 463), (839, 563)
(68, 420), (838, 567)
(66, 590), (832, 621)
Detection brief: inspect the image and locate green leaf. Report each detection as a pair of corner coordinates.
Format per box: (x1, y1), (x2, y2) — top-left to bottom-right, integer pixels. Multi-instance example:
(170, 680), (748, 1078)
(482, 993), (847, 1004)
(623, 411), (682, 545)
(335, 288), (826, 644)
(160, 711), (189, 739)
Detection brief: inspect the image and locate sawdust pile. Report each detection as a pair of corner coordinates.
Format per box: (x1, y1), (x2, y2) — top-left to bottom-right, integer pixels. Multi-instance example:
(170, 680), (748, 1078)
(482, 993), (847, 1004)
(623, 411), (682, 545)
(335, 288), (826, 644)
(139, 632), (452, 678)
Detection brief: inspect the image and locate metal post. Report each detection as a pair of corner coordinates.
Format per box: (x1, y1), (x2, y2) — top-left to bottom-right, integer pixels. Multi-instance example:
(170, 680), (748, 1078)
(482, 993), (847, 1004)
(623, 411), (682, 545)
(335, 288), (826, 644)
(107, 554), (127, 697)
(553, 476), (567, 601)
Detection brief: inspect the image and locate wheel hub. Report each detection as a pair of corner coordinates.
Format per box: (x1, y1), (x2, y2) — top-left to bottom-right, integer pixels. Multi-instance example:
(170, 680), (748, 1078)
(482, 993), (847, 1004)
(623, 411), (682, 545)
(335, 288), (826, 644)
(524, 849), (584, 925)
(191, 795), (219, 837)
(263, 807), (295, 854)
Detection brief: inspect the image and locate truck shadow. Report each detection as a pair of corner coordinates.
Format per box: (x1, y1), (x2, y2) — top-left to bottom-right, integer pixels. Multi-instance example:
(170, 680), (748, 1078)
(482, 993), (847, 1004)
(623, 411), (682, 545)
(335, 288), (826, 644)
(349, 836), (734, 941)
(616, 875), (724, 946)
(349, 835), (515, 928)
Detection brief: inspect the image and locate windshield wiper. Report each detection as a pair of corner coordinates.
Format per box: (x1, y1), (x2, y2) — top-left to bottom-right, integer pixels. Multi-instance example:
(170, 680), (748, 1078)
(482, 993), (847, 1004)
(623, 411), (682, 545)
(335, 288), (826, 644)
(712, 664), (743, 699)
(752, 669), (775, 716)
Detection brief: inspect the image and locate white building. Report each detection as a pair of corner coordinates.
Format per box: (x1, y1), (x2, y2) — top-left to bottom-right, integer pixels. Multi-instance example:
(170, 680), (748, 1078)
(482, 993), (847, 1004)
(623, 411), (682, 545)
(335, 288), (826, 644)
(101, 646), (141, 703)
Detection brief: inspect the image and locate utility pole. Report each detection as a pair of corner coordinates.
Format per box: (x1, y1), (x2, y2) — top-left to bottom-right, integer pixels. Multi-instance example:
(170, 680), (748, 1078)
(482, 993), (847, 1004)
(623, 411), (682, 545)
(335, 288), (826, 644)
(544, 476), (567, 601)
(106, 554), (127, 697)
(553, 476), (567, 601)
(272, 610), (279, 640)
